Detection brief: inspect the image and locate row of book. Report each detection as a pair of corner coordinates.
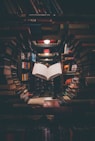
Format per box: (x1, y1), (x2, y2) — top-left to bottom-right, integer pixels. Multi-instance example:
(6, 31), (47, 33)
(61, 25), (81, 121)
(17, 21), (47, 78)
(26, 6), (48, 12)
(71, 41), (95, 99)
(21, 52), (31, 60)
(22, 73), (30, 81)
(63, 75), (79, 99)
(21, 52), (36, 87)
(22, 62), (31, 69)
(0, 41), (33, 103)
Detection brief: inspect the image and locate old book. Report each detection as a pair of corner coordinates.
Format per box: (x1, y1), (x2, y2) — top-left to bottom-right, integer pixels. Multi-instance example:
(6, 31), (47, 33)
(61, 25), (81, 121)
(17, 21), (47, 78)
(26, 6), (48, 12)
(0, 67), (11, 75)
(32, 62), (62, 80)
(22, 73), (29, 81)
(16, 84), (26, 91)
(0, 83), (16, 90)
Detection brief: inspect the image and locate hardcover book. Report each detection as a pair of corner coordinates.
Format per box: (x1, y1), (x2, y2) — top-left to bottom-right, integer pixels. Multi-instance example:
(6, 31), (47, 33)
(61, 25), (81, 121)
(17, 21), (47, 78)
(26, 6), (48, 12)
(32, 62), (62, 80)
(0, 67), (11, 75)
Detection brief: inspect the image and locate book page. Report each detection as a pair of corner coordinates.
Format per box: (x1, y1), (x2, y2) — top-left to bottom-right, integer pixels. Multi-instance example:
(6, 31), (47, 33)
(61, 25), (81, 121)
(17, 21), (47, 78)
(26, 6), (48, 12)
(47, 62), (62, 80)
(32, 63), (48, 80)
(32, 62), (62, 80)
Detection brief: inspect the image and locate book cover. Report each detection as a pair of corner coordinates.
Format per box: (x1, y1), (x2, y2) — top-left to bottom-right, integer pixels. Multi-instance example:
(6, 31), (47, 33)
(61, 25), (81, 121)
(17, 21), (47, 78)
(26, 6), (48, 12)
(32, 62), (62, 80)
(31, 53), (36, 62)
(0, 67), (11, 75)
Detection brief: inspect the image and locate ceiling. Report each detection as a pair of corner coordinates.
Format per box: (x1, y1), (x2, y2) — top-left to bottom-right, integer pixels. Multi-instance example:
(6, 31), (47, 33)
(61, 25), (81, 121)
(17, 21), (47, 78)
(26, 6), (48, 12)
(0, 0), (95, 63)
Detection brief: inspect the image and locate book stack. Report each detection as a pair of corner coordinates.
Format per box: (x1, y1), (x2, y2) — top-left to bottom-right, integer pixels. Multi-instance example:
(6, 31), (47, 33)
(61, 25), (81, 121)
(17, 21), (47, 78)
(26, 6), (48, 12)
(0, 42), (33, 103)
(0, 42), (16, 95)
(63, 75), (79, 100)
(72, 42), (95, 99)
(21, 52), (32, 89)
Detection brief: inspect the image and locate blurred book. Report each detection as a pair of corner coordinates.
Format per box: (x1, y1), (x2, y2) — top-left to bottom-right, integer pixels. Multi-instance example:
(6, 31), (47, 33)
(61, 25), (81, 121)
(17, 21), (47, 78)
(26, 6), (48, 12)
(31, 53), (36, 62)
(0, 67), (11, 75)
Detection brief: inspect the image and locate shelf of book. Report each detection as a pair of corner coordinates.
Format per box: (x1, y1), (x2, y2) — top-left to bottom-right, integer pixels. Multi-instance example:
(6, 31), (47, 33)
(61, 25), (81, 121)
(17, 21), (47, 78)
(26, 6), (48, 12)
(61, 44), (79, 98)
(0, 41), (32, 104)
(20, 51), (35, 93)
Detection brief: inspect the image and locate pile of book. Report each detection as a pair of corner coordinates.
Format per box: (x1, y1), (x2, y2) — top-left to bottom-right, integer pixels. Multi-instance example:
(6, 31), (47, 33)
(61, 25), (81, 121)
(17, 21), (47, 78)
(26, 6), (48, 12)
(0, 42), (33, 103)
(63, 75), (79, 100)
(72, 42), (95, 99)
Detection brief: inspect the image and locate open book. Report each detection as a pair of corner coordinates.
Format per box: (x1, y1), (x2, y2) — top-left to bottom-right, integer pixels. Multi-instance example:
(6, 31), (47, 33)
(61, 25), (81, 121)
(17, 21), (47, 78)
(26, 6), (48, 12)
(32, 62), (62, 80)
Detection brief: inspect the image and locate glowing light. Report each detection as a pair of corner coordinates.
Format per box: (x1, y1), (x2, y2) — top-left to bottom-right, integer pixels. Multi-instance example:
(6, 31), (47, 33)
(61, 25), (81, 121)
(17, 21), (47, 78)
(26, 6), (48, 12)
(44, 39), (50, 44)
(43, 49), (50, 56)
(44, 52), (50, 56)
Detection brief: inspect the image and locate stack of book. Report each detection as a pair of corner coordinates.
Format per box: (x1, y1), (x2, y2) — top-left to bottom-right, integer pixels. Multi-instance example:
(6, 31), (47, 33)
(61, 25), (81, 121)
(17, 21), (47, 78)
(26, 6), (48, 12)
(63, 75), (79, 100)
(0, 42), (33, 103)
(0, 43), (16, 95)
(72, 42), (95, 99)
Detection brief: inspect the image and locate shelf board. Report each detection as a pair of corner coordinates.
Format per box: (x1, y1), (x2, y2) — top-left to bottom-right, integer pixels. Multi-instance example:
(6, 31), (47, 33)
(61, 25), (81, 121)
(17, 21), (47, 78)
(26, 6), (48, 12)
(63, 71), (77, 75)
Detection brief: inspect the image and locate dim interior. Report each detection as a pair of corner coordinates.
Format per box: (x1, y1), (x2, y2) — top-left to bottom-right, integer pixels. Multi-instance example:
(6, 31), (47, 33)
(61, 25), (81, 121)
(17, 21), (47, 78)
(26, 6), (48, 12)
(0, 1), (95, 104)
(0, 1), (95, 141)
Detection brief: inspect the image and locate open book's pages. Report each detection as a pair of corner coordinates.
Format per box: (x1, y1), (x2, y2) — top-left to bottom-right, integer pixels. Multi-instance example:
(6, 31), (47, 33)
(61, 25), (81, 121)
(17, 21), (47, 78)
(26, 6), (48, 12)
(32, 62), (62, 80)
(32, 63), (47, 80)
(47, 62), (62, 80)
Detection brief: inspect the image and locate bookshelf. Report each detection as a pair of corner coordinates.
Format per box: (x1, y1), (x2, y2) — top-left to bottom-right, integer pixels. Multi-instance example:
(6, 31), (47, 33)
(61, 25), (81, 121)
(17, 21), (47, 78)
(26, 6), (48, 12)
(71, 42), (95, 99)
(20, 52), (31, 87)
(61, 45), (79, 100)
(0, 41), (33, 103)
(61, 52), (77, 82)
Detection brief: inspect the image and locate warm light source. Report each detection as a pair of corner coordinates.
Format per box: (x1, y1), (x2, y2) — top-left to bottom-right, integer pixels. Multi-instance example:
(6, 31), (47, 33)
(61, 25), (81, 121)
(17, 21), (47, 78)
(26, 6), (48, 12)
(43, 39), (50, 44)
(43, 49), (50, 56)
(36, 39), (57, 44)
(44, 49), (50, 53)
